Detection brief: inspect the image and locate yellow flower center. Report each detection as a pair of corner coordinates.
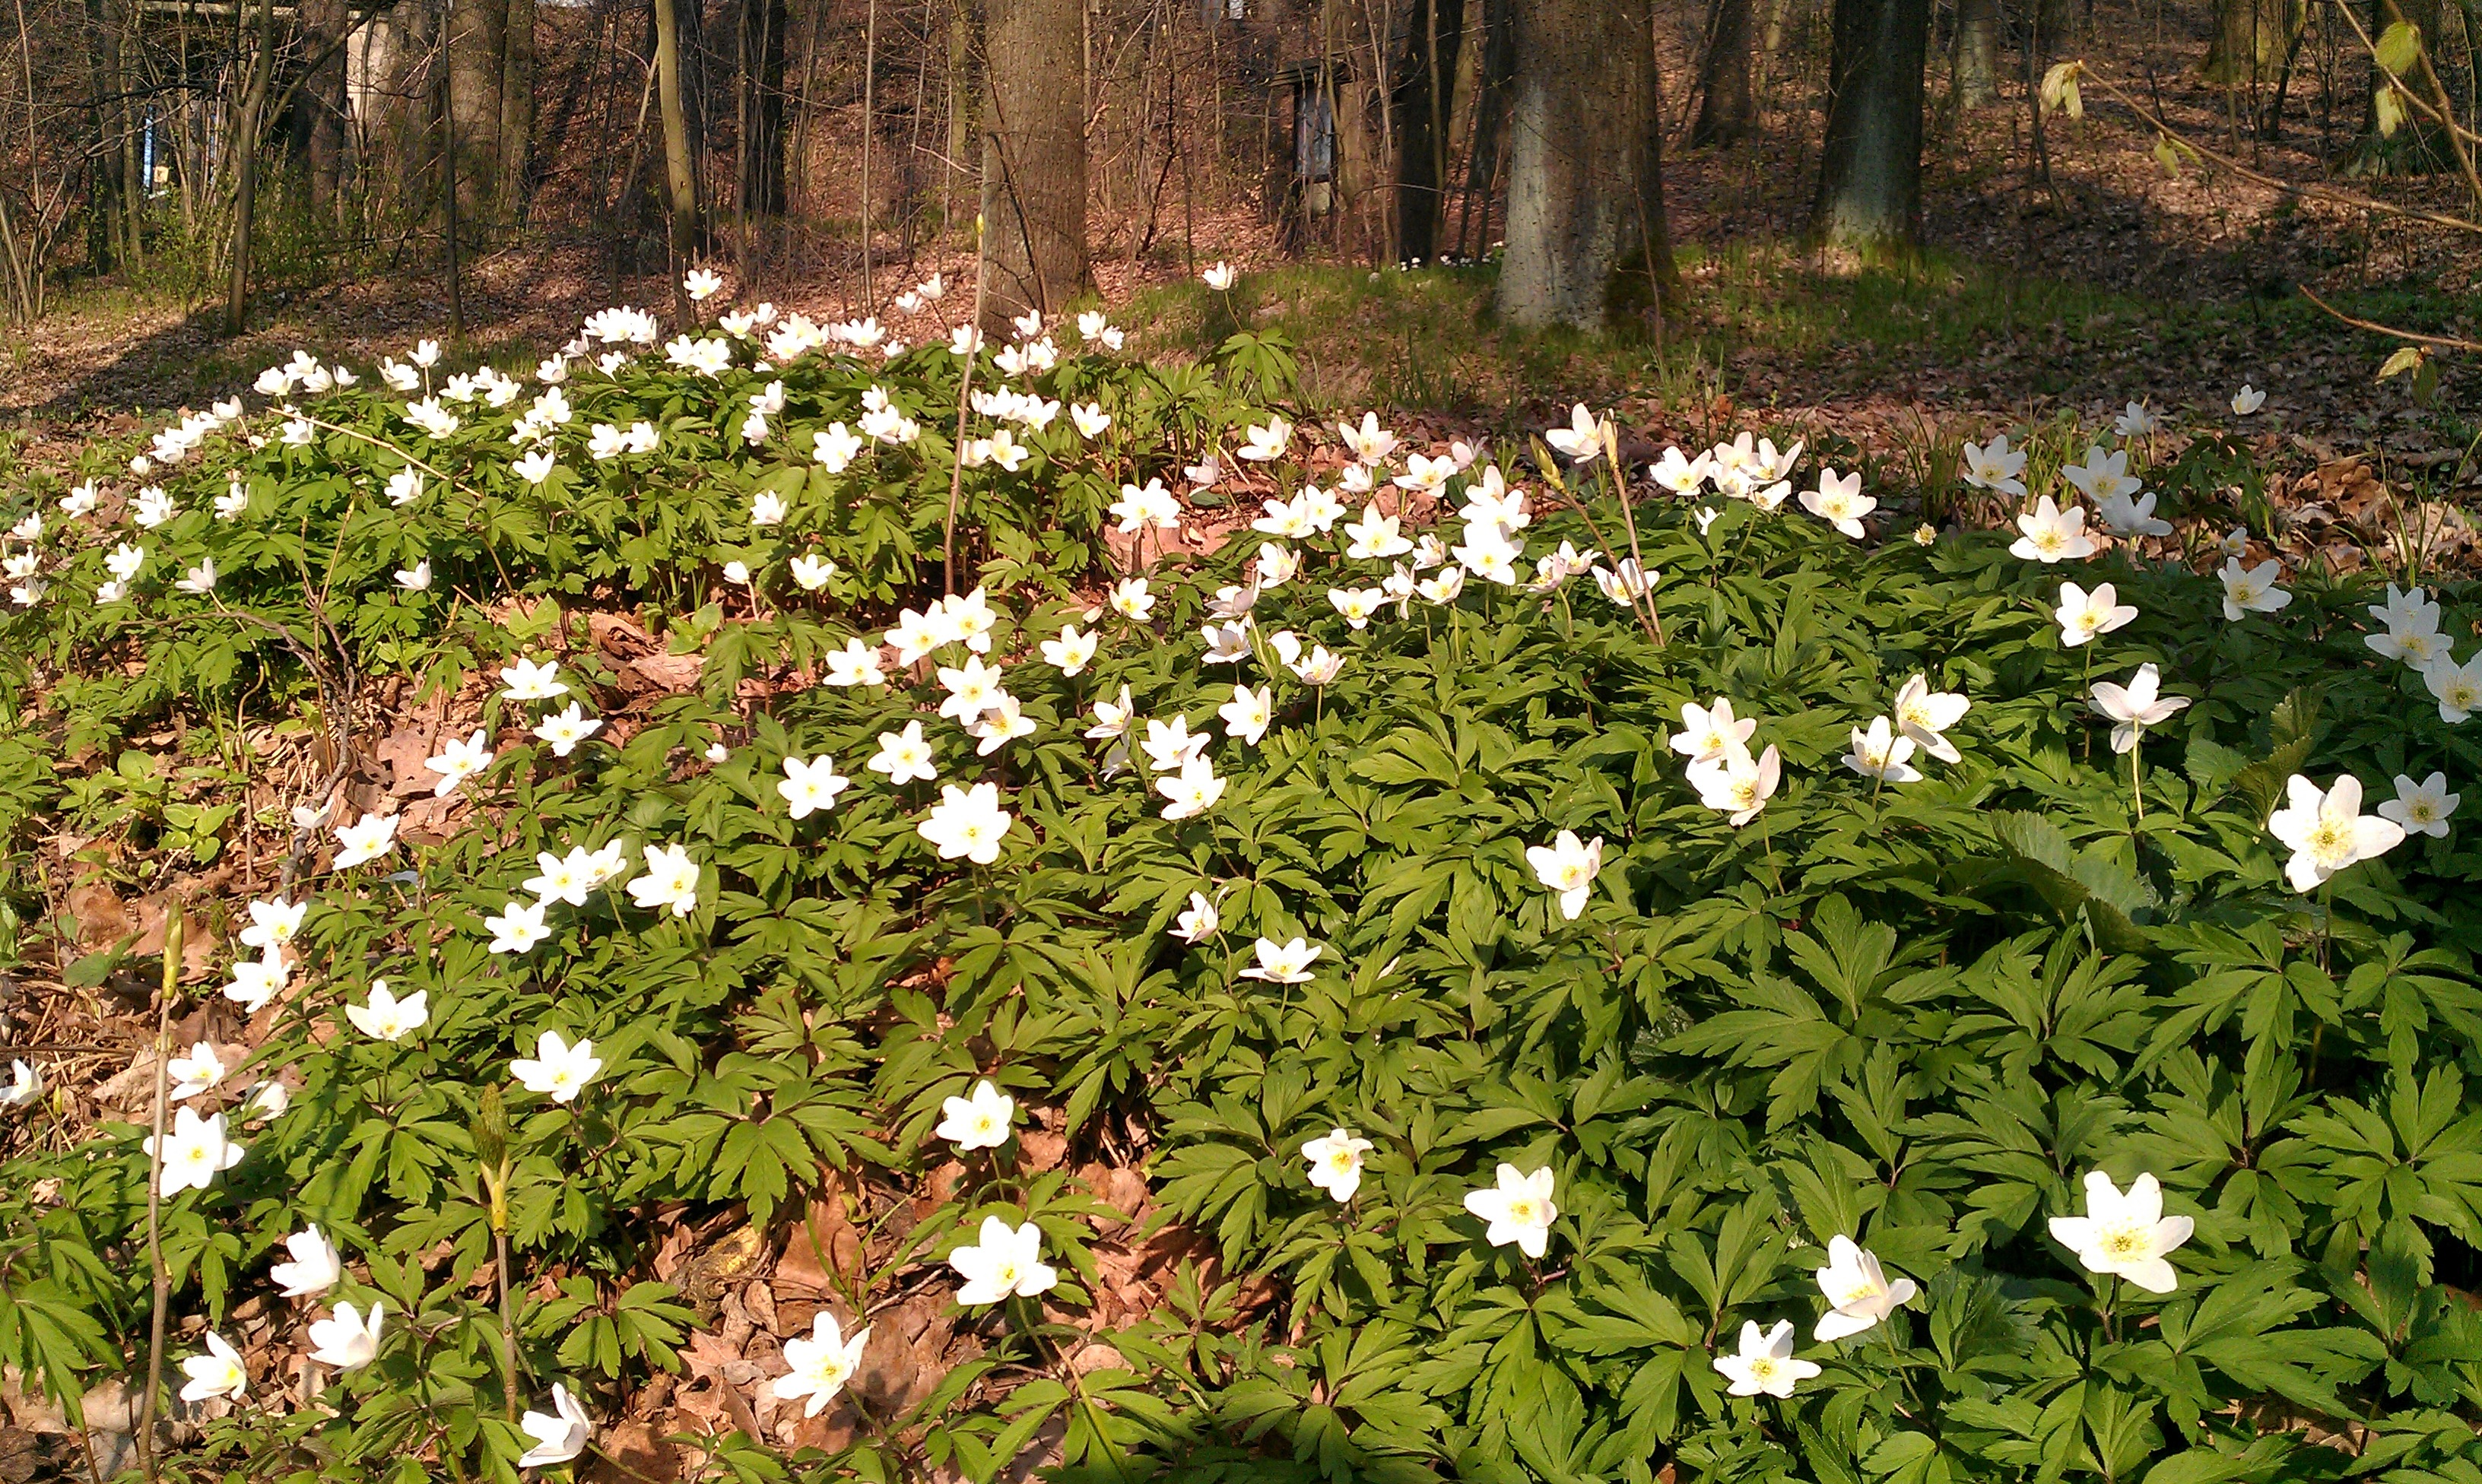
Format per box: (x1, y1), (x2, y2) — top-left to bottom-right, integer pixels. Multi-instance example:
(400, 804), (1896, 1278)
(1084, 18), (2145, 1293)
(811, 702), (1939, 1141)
(2307, 820), (2354, 866)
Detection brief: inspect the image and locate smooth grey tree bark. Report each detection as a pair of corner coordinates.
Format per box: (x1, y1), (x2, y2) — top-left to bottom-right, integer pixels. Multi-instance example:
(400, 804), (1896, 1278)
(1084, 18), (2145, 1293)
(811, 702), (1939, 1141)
(1496, 0), (1677, 329)
(1953, 0), (2000, 109)
(653, 0), (700, 312)
(980, 0), (1089, 326)
(498, 0), (537, 216)
(447, 0), (506, 220)
(297, 0), (352, 215)
(1811, 0), (1929, 254)
(1692, 0), (1755, 146)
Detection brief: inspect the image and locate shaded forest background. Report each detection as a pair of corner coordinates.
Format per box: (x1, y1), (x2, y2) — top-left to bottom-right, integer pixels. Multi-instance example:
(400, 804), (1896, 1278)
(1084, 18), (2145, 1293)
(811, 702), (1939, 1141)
(0, 0), (2477, 440)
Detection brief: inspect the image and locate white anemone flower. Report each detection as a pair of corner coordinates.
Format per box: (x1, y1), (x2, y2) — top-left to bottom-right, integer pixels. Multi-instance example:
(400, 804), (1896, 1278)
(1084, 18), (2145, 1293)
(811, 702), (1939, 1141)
(146, 1107), (243, 1196)
(167, 1042), (228, 1101)
(2065, 444), (2144, 501)
(2055, 582), (2138, 647)
(770, 1314), (869, 1418)
(497, 658), (568, 702)
(1891, 674), (1970, 763)
(1544, 404), (1606, 461)
(425, 728), (494, 797)
(179, 1334), (249, 1404)
(2266, 774), (2405, 893)
(1303, 1128), (1376, 1203)
(1960, 435), (2028, 495)
(484, 900), (554, 956)
(779, 755), (852, 820)
(935, 1080), (1017, 1151)
(1522, 830), (1604, 920)
(269, 1225), (344, 1297)
(2009, 496), (2099, 563)
(626, 843), (702, 916)
(2046, 1170), (2193, 1293)
(870, 720), (938, 785)
(516, 1384), (595, 1467)
(1173, 891), (1220, 943)
(2379, 772), (2459, 839)
(2217, 558), (2292, 620)
(1241, 937), (1322, 984)
(1714, 1320), (1820, 1398)
(332, 812), (399, 869)
(1157, 756), (1227, 820)
(1813, 1236), (1919, 1341)
(510, 1031), (603, 1103)
(2423, 652), (2482, 723)
(949, 1216), (1060, 1305)
(1685, 738), (1782, 827)
(1672, 698), (1757, 763)
(344, 981), (429, 1040)
(1462, 1163), (1557, 1257)
(1799, 468), (1874, 538)
(2088, 664), (2191, 753)
(306, 1300), (384, 1370)
(918, 782), (1013, 864)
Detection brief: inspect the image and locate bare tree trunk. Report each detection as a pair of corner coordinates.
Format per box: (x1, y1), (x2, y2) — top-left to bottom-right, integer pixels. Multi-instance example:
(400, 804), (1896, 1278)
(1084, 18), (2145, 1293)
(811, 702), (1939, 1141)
(944, 0), (975, 227)
(979, 0), (1087, 327)
(224, 0), (277, 334)
(1393, 0), (1465, 262)
(1954, 0), (1999, 107)
(1454, 0), (1516, 258)
(1811, 0), (1928, 253)
(1496, 0), (1674, 328)
(441, 0), (467, 336)
(2201, 0), (2295, 85)
(448, 0), (506, 221)
(653, 0), (700, 309)
(1693, 0), (1756, 144)
(499, 0), (536, 215)
(736, 0), (787, 221)
(862, 0), (879, 306)
(116, 0), (142, 265)
(84, 0), (119, 272)
(300, 0), (351, 217)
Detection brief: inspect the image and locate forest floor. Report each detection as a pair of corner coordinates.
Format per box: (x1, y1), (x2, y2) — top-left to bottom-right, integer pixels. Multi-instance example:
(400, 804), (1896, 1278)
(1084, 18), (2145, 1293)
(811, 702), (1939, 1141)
(2, 11), (2480, 1478)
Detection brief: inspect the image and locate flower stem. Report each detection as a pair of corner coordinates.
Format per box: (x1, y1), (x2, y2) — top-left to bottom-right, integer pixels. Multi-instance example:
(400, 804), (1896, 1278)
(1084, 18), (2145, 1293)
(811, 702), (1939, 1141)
(2129, 734), (2145, 823)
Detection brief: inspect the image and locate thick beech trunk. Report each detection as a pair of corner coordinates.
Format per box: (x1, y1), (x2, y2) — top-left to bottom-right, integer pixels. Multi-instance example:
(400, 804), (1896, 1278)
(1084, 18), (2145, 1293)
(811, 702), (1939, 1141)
(448, 0), (506, 220)
(2201, 0), (2295, 86)
(1692, 0), (1756, 146)
(1392, 0), (1466, 263)
(1811, 0), (1929, 253)
(653, 0), (701, 301)
(299, 0), (351, 214)
(979, 0), (1088, 325)
(1495, 0), (1676, 329)
(499, 0), (537, 214)
(1954, 0), (2000, 109)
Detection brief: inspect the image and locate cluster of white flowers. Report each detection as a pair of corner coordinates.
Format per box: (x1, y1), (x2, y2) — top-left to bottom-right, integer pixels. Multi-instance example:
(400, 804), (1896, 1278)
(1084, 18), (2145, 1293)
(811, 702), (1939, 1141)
(15, 293), (2456, 1461)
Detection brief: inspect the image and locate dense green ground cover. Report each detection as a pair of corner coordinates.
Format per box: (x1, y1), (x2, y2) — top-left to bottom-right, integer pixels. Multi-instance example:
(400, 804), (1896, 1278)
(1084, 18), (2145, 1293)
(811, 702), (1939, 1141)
(2, 296), (2481, 1484)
